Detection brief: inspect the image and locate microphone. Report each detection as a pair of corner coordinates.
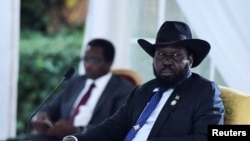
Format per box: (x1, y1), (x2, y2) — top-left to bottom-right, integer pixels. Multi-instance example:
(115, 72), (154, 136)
(64, 67), (75, 80)
(25, 67), (75, 140)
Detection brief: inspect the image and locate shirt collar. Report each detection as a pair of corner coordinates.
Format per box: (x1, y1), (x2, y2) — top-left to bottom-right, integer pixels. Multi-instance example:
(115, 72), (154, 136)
(153, 87), (173, 93)
(87, 71), (112, 87)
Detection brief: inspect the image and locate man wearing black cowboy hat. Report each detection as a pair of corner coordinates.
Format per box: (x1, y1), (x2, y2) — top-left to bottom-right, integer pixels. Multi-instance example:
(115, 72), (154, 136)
(63, 21), (224, 141)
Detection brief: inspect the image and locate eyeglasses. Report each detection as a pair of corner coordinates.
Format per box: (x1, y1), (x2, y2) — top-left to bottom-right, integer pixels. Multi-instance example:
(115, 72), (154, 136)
(81, 57), (101, 64)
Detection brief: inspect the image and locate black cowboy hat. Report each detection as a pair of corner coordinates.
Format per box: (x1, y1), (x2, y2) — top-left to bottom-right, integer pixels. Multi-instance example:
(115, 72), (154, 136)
(137, 21), (210, 68)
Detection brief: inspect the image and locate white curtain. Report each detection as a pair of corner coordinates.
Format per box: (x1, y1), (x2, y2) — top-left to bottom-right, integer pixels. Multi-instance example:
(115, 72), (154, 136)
(80, 0), (132, 74)
(0, 0), (20, 139)
(82, 0), (250, 94)
(176, 0), (250, 93)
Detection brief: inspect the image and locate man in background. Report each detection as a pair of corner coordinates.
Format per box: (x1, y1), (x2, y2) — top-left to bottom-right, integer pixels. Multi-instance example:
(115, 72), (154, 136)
(8, 38), (136, 141)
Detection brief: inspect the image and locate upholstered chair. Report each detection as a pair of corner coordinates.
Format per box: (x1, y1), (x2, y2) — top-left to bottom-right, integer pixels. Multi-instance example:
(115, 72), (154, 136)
(219, 86), (250, 124)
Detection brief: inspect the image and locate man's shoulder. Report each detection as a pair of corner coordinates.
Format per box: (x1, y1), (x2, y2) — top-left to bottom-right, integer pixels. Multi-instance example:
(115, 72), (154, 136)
(191, 72), (216, 84)
(189, 73), (219, 90)
(68, 75), (86, 82)
(63, 75), (87, 87)
(111, 74), (135, 85)
(133, 79), (156, 92)
(103, 74), (136, 96)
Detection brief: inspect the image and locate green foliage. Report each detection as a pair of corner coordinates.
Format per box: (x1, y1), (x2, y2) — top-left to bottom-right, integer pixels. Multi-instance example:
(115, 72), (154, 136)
(17, 29), (83, 135)
(21, 0), (66, 32)
(21, 0), (48, 31)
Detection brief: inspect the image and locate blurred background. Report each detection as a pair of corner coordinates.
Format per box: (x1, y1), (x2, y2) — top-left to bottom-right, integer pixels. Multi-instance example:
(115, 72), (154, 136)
(1, 0), (250, 140)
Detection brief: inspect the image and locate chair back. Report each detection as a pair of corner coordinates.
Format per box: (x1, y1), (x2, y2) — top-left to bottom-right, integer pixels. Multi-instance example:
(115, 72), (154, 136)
(112, 68), (143, 86)
(219, 86), (250, 124)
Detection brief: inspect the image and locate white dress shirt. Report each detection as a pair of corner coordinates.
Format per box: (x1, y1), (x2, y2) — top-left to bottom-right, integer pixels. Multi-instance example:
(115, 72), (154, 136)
(73, 72), (112, 127)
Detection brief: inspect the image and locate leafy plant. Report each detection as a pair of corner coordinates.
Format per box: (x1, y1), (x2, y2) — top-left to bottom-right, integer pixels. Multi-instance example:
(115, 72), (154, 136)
(17, 29), (83, 135)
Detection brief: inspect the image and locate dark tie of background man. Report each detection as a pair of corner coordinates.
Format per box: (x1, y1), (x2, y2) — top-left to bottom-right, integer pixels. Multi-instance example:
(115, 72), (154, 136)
(69, 83), (96, 123)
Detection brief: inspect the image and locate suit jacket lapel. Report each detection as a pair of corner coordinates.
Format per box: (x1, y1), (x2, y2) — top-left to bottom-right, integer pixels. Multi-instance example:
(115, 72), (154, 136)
(131, 84), (157, 123)
(65, 76), (87, 117)
(92, 75), (115, 113)
(148, 90), (179, 137)
(148, 75), (192, 137)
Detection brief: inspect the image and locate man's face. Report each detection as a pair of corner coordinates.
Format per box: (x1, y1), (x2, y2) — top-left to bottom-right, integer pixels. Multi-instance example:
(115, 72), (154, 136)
(153, 45), (193, 88)
(82, 46), (112, 79)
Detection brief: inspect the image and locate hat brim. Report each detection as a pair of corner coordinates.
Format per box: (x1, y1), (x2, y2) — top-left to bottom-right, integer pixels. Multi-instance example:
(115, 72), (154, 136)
(137, 39), (211, 68)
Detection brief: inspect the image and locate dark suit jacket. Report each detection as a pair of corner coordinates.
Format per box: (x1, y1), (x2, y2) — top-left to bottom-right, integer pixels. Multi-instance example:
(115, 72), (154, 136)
(41, 73), (135, 129)
(74, 73), (225, 141)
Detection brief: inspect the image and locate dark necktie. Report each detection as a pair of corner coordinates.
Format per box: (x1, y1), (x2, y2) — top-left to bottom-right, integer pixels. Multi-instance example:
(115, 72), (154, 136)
(69, 83), (96, 123)
(124, 88), (165, 141)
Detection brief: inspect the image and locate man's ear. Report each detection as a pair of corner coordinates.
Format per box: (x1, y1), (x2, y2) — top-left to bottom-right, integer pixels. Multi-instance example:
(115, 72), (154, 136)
(188, 55), (194, 67)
